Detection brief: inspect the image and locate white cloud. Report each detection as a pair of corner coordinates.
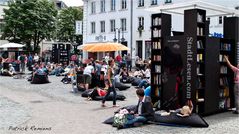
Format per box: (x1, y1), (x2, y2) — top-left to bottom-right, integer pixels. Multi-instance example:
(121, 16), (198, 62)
(61, 0), (83, 7)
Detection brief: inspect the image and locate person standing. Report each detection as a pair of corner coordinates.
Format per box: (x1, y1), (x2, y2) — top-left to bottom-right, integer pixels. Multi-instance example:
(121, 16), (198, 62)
(33, 53), (39, 64)
(19, 53), (26, 73)
(224, 56), (239, 114)
(83, 63), (94, 90)
(102, 59), (118, 107)
(126, 53), (132, 72)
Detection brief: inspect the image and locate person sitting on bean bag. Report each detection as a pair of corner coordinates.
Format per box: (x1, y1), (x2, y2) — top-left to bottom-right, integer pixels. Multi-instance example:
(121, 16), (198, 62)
(121, 88), (154, 128)
(2, 64), (16, 76)
(120, 68), (129, 83)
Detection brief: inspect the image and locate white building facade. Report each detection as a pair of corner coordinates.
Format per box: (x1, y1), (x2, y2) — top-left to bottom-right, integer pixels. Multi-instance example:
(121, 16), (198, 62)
(83, 0), (239, 62)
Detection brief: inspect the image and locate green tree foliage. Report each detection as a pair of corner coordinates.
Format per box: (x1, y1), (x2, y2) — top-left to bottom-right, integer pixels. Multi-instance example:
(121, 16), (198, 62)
(56, 7), (83, 43)
(2, 0), (57, 52)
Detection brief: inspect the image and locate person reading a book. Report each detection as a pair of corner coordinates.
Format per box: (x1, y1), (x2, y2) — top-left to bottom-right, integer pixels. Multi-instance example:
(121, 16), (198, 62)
(224, 56), (239, 114)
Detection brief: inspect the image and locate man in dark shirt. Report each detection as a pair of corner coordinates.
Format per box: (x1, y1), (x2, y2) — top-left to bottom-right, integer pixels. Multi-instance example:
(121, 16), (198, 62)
(125, 88), (154, 127)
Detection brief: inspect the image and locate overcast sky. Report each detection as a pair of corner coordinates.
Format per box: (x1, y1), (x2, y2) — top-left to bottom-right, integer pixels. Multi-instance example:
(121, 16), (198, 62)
(62, 0), (83, 7)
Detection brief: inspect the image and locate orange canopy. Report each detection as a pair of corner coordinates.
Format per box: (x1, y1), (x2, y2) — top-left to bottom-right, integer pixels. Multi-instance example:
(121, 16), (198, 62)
(79, 42), (129, 52)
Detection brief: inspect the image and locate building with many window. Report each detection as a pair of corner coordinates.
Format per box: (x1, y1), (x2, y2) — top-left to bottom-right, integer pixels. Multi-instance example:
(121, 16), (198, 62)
(78, 0), (239, 62)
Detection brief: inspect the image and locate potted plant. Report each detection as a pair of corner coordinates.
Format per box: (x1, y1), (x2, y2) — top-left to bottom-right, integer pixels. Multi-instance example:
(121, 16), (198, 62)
(138, 25), (144, 37)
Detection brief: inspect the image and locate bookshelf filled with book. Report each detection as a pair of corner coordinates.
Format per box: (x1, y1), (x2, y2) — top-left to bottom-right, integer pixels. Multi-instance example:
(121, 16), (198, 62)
(218, 39), (235, 111)
(184, 9), (207, 114)
(151, 13), (171, 104)
(150, 8), (237, 116)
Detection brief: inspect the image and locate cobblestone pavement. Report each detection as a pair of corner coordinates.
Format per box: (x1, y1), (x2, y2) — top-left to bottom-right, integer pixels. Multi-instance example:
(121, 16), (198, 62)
(0, 75), (238, 134)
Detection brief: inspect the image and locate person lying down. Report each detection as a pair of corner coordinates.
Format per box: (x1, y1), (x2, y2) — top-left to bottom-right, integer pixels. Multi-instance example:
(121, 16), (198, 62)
(160, 100), (193, 117)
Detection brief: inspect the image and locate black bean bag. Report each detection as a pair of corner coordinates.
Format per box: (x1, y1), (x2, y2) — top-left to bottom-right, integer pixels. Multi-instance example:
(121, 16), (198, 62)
(154, 113), (209, 127)
(31, 74), (50, 84)
(103, 117), (114, 124)
(115, 82), (130, 91)
(81, 89), (126, 101)
(131, 77), (142, 86)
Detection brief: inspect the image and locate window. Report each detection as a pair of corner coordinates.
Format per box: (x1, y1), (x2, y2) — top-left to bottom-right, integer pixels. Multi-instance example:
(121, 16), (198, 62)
(138, 17), (144, 30)
(145, 41), (151, 59)
(110, 0), (116, 11)
(121, 18), (127, 31)
(121, 0), (127, 9)
(165, 0), (172, 4)
(138, 0), (144, 7)
(151, 0), (157, 5)
(100, 21), (105, 33)
(110, 20), (115, 32)
(219, 16), (223, 24)
(91, 22), (96, 34)
(91, 2), (96, 14)
(100, 0), (105, 12)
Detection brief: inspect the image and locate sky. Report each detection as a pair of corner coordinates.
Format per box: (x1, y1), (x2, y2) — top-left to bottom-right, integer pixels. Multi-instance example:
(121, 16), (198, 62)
(61, 0), (83, 7)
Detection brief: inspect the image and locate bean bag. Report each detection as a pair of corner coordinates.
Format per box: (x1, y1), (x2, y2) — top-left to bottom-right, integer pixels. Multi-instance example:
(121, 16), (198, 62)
(81, 89), (126, 101)
(103, 117), (114, 124)
(131, 78), (142, 86)
(154, 112), (209, 127)
(94, 93), (126, 101)
(81, 89), (94, 97)
(115, 82), (130, 91)
(31, 74), (50, 84)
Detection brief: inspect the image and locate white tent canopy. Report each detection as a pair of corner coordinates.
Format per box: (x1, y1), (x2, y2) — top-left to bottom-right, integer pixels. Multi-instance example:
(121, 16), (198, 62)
(0, 43), (25, 48)
(146, 0), (239, 17)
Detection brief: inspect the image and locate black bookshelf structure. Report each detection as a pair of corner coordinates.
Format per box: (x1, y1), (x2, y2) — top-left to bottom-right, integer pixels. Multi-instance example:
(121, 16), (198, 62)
(52, 43), (71, 64)
(151, 13), (171, 104)
(151, 8), (238, 115)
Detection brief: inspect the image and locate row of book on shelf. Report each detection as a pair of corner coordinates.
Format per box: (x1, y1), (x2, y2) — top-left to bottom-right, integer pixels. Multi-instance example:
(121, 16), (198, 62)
(197, 13), (204, 23)
(152, 17), (162, 26)
(219, 54), (228, 62)
(153, 55), (161, 61)
(197, 40), (204, 49)
(153, 28), (161, 38)
(196, 77), (204, 89)
(220, 66), (228, 74)
(219, 98), (230, 109)
(153, 74), (161, 85)
(197, 54), (203, 62)
(154, 65), (161, 73)
(152, 41), (161, 49)
(220, 77), (229, 86)
(197, 27), (204, 36)
(196, 65), (204, 75)
(219, 87), (230, 98)
(220, 43), (231, 51)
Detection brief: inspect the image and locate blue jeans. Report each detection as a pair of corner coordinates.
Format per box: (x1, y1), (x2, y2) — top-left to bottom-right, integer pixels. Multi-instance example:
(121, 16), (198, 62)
(125, 116), (147, 127)
(139, 80), (148, 88)
(102, 79), (116, 105)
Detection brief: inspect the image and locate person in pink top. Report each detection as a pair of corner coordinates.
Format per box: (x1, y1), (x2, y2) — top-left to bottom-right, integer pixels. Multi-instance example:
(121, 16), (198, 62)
(224, 56), (239, 114)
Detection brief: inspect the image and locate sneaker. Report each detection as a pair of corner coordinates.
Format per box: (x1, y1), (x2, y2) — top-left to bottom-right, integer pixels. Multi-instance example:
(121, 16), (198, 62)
(101, 104), (106, 107)
(232, 111), (239, 114)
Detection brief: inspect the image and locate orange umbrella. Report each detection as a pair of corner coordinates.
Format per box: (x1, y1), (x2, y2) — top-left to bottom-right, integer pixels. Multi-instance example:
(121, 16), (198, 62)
(80, 42), (129, 52)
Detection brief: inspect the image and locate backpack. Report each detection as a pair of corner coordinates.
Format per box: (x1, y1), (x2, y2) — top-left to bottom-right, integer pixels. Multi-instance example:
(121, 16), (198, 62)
(113, 109), (134, 128)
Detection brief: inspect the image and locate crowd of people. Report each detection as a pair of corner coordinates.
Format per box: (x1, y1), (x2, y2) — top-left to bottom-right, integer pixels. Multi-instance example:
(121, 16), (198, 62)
(1, 51), (238, 129)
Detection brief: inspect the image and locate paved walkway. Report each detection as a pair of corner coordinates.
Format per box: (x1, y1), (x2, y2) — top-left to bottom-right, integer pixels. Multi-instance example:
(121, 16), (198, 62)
(0, 75), (238, 134)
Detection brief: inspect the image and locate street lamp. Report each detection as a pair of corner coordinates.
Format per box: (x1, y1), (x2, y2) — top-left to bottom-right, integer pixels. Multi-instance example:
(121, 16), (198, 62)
(113, 28), (125, 43)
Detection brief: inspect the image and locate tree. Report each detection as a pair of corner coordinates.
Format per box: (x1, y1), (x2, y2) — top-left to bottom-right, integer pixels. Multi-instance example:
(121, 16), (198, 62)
(2, 0), (58, 53)
(56, 7), (83, 44)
